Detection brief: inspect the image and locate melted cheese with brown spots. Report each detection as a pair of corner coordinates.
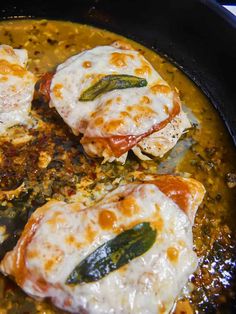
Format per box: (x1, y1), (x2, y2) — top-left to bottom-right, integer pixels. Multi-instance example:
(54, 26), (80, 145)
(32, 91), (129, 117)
(0, 175), (205, 314)
(0, 45), (35, 134)
(48, 44), (190, 163)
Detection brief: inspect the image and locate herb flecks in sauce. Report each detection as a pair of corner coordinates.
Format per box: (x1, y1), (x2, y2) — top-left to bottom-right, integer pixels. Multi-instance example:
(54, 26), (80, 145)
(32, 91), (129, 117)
(0, 20), (235, 314)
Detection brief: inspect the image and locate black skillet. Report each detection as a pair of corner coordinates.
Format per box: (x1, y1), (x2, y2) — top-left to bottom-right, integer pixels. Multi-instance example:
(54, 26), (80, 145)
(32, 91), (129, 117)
(0, 0), (235, 313)
(0, 0), (236, 144)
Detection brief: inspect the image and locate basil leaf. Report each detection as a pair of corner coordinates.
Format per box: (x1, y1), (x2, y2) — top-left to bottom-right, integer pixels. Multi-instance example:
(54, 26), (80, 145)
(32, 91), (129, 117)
(79, 74), (147, 101)
(66, 222), (156, 285)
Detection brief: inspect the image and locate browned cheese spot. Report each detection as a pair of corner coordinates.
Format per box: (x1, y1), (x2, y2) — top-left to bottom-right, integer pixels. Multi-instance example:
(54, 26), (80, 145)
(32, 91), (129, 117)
(118, 196), (140, 217)
(94, 117), (104, 126)
(52, 83), (63, 99)
(151, 84), (171, 94)
(98, 210), (117, 229)
(82, 61), (92, 68)
(110, 52), (134, 67)
(167, 247), (179, 263)
(0, 59), (27, 77)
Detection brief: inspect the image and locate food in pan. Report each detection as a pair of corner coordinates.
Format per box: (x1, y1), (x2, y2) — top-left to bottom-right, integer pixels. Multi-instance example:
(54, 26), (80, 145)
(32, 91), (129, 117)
(0, 45), (35, 134)
(38, 43), (190, 163)
(0, 20), (235, 314)
(0, 175), (205, 313)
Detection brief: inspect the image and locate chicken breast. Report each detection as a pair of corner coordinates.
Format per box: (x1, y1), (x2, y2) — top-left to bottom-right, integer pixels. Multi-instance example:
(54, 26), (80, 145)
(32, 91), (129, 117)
(0, 175), (205, 314)
(38, 43), (190, 163)
(132, 110), (191, 161)
(0, 45), (35, 134)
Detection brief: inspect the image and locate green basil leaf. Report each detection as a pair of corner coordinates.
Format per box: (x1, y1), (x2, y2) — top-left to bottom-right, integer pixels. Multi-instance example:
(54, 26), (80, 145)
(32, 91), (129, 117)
(79, 74), (147, 101)
(66, 222), (156, 285)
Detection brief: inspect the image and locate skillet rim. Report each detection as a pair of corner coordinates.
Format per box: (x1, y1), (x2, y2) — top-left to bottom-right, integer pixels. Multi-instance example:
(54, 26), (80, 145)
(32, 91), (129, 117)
(0, 0), (235, 312)
(0, 0), (235, 147)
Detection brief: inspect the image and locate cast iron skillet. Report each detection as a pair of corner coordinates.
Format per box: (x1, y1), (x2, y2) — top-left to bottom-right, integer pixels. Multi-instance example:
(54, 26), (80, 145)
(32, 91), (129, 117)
(0, 0), (235, 313)
(0, 0), (236, 144)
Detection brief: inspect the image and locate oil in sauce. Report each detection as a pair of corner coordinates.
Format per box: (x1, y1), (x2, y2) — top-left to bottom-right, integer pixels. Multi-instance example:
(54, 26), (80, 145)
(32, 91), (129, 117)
(0, 20), (235, 314)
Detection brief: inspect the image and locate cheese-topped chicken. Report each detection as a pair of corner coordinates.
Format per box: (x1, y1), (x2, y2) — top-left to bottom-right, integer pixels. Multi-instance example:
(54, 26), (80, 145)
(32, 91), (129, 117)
(0, 45), (35, 134)
(39, 42), (190, 162)
(0, 175), (205, 314)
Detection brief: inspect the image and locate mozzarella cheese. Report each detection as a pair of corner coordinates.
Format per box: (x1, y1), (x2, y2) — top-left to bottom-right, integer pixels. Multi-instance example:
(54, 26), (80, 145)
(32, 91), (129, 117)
(0, 45), (35, 134)
(49, 44), (190, 162)
(0, 175), (205, 314)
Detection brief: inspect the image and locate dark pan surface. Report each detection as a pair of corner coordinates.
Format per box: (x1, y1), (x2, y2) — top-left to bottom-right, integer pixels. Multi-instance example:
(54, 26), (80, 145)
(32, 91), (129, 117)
(0, 0), (236, 145)
(0, 0), (235, 313)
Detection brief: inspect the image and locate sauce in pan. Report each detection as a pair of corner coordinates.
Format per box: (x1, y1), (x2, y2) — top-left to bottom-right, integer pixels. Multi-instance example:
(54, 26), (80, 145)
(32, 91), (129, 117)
(0, 20), (235, 314)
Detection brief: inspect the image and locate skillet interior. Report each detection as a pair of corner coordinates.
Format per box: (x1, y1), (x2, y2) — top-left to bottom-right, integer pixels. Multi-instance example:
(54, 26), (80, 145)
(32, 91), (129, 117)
(0, 0), (235, 143)
(0, 0), (235, 313)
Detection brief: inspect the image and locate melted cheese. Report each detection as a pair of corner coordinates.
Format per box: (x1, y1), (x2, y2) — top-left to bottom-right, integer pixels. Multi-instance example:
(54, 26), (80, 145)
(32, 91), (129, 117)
(0, 176), (205, 314)
(49, 44), (189, 162)
(0, 45), (35, 134)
